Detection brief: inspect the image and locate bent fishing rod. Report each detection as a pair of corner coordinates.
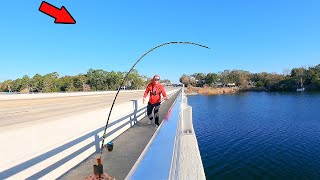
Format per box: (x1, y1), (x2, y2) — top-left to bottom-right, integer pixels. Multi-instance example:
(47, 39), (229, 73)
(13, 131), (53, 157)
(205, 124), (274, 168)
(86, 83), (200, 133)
(99, 41), (210, 158)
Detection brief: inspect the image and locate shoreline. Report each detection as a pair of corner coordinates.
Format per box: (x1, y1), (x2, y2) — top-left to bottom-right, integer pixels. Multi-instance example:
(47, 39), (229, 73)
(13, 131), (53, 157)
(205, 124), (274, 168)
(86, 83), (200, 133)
(184, 86), (319, 96)
(184, 87), (240, 96)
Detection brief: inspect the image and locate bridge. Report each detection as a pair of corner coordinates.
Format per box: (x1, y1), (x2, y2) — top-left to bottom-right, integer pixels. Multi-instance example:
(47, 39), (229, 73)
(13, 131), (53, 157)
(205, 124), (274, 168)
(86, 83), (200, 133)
(0, 87), (205, 179)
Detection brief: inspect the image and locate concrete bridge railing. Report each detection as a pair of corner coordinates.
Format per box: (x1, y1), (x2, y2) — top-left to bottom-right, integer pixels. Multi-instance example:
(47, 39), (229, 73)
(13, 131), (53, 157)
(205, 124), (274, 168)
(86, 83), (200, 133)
(170, 88), (206, 180)
(127, 86), (206, 180)
(0, 89), (180, 180)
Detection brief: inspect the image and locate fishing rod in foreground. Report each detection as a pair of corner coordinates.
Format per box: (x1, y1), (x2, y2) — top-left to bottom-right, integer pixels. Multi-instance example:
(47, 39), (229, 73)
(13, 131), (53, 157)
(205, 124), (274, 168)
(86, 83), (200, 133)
(91, 41), (210, 179)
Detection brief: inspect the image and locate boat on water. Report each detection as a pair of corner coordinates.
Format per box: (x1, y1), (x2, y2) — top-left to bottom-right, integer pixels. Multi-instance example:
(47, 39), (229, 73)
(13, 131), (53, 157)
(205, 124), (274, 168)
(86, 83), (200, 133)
(296, 87), (305, 92)
(296, 78), (305, 92)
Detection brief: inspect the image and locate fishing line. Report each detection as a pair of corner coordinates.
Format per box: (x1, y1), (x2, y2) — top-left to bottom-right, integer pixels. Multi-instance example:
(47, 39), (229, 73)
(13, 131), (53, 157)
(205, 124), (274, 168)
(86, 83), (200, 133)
(99, 41), (210, 157)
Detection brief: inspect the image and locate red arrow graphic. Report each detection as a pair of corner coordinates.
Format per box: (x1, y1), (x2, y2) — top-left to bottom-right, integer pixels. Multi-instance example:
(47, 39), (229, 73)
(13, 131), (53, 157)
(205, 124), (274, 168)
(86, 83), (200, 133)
(39, 1), (76, 24)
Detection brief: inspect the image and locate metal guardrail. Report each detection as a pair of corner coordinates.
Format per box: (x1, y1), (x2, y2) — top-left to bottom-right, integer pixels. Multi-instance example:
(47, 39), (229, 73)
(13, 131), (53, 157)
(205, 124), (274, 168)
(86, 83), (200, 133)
(0, 89), (180, 179)
(0, 104), (147, 180)
(126, 91), (182, 179)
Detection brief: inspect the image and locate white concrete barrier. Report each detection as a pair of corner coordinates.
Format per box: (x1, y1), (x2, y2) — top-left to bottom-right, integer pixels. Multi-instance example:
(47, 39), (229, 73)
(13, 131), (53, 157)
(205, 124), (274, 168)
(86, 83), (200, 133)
(127, 87), (205, 180)
(170, 87), (206, 180)
(0, 90), (144, 101)
(0, 89), (180, 180)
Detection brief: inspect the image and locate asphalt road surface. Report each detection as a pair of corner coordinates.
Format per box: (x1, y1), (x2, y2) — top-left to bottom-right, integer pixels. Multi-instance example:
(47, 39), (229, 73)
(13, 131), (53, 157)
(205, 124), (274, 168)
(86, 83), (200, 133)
(0, 88), (178, 128)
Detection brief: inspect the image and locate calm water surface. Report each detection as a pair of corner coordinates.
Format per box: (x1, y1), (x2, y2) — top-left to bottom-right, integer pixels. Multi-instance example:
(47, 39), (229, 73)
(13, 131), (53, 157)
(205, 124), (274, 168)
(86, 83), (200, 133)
(188, 92), (320, 179)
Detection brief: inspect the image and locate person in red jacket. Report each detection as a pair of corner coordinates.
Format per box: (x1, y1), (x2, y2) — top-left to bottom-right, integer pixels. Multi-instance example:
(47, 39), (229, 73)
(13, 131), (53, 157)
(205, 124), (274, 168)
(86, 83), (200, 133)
(143, 75), (168, 129)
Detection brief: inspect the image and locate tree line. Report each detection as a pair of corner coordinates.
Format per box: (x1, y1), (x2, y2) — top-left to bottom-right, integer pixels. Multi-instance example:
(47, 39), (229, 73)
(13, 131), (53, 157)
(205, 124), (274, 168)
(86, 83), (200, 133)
(0, 69), (150, 93)
(180, 64), (320, 91)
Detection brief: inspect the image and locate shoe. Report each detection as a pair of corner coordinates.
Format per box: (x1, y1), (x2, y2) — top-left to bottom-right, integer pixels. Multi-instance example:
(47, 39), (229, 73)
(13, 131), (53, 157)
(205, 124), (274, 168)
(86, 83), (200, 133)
(148, 120), (152, 125)
(155, 125), (159, 130)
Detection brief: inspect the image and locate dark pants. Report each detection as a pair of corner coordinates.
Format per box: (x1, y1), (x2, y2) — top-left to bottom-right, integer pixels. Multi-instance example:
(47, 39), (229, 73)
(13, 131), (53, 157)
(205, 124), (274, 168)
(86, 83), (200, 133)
(147, 102), (161, 125)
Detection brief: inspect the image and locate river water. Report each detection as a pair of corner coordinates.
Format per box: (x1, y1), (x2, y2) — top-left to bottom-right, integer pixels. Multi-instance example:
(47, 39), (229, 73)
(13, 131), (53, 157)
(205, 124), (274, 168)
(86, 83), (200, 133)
(188, 92), (320, 179)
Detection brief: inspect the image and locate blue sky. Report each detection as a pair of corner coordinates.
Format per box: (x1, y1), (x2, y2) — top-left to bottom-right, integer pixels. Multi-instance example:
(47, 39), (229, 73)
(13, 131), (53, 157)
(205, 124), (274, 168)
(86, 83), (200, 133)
(1, 0), (319, 83)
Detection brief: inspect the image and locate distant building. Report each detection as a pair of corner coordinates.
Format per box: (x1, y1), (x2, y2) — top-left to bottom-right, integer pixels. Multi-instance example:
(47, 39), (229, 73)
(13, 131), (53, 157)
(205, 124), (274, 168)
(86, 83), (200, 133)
(213, 82), (223, 87)
(161, 83), (171, 87)
(227, 83), (236, 87)
(248, 81), (255, 87)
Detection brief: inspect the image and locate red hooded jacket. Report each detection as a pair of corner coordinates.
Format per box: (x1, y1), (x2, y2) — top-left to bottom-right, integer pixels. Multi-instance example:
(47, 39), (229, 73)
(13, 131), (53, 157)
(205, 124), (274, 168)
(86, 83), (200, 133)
(143, 78), (167, 104)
